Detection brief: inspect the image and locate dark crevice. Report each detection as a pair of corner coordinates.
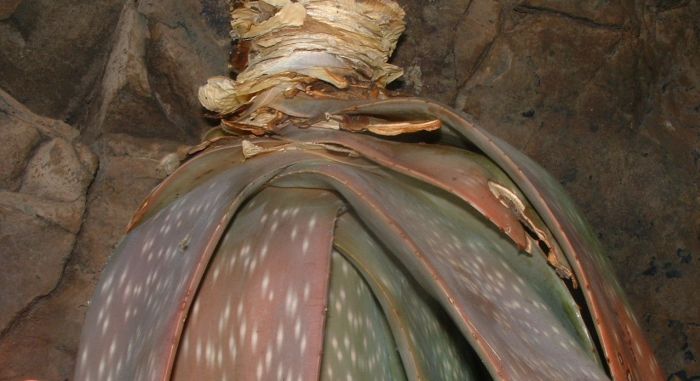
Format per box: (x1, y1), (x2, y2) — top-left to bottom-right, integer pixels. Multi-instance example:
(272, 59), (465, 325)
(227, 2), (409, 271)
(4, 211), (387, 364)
(448, 0), (475, 92)
(656, 0), (691, 13)
(520, 219), (551, 255)
(64, 55), (110, 128)
(451, 5), (504, 107)
(566, 275), (612, 377)
(513, 5), (624, 30)
(517, 214), (610, 376)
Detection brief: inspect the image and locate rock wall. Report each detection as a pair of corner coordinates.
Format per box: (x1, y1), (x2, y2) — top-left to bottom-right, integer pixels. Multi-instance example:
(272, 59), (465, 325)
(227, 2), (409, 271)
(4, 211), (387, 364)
(0, 0), (227, 379)
(0, 0), (697, 379)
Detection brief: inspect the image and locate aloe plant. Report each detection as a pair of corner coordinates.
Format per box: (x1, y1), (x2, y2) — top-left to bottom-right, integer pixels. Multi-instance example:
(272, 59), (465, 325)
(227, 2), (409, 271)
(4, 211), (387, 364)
(75, 1), (663, 380)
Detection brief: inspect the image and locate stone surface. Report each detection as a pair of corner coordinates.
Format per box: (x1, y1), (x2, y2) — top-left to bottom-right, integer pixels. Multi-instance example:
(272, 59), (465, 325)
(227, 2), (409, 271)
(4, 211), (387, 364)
(0, 207), (75, 334)
(0, 88), (79, 141)
(0, 0), (23, 20)
(0, 0), (125, 119)
(0, 268), (95, 381)
(83, 0), (229, 142)
(0, 0), (698, 379)
(21, 138), (97, 202)
(0, 89), (97, 380)
(0, 0), (228, 140)
(0, 192), (86, 233)
(0, 115), (40, 190)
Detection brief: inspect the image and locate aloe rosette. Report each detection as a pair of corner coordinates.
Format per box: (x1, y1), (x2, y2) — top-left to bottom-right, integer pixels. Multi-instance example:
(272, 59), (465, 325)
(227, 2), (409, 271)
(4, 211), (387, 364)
(75, 1), (663, 380)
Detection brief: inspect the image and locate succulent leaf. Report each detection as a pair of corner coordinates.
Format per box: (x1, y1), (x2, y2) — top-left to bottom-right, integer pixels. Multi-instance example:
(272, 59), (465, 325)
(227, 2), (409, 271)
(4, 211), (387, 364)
(270, 157), (607, 380)
(334, 98), (664, 380)
(335, 212), (490, 380)
(171, 187), (342, 380)
(320, 250), (407, 381)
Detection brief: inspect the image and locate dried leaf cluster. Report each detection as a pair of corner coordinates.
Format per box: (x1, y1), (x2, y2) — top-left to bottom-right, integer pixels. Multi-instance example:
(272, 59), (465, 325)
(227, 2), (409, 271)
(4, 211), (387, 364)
(197, 0), (433, 136)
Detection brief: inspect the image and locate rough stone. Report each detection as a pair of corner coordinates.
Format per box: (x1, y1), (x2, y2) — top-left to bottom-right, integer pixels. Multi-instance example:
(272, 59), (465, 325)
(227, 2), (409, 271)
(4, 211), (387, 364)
(84, 0), (229, 142)
(0, 88), (97, 381)
(0, 116), (40, 190)
(86, 0), (172, 141)
(519, 0), (628, 26)
(0, 192), (86, 233)
(0, 267), (93, 381)
(0, 0), (23, 20)
(0, 88), (78, 141)
(0, 0), (125, 119)
(390, 0), (473, 102)
(20, 138), (96, 202)
(140, 0), (231, 136)
(0, 88), (97, 232)
(0, 206), (75, 334)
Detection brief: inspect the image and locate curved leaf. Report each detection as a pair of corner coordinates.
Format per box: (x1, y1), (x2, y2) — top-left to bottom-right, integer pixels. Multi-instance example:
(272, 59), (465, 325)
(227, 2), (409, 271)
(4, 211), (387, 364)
(333, 97), (663, 380)
(271, 160), (606, 380)
(335, 212), (486, 380)
(172, 187), (342, 381)
(320, 250), (407, 381)
(75, 150), (327, 381)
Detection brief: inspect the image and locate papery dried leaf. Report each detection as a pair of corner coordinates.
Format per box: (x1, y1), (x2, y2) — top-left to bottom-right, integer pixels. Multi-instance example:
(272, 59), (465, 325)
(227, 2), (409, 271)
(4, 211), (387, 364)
(199, 0), (405, 118)
(238, 2), (305, 38)
(338, 117), (442, 136)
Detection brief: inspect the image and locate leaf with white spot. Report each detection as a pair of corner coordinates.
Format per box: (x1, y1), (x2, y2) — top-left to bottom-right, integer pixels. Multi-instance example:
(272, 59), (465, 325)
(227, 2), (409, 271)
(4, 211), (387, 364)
(172, 187), (342, 381)
(333, 98), (664, 380)
(270, 160), (606, 380)
(335, 213), (487, 380)
(320, 251), (406, 381)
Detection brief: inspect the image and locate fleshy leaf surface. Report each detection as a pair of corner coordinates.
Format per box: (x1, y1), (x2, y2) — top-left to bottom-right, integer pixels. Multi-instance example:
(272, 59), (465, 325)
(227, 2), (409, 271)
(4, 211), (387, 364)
(271, 160), (607, 380)
(334, 97), (664, 380)
(172, 187), (342, 381)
